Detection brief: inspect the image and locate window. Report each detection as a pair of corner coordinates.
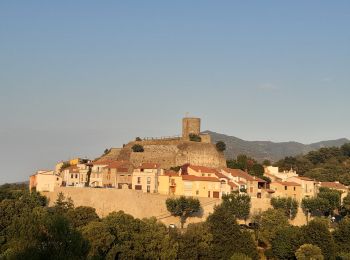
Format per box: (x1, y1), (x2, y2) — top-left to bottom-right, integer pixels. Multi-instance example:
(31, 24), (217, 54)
(293, 187), (296, 191)
(285, 186), (287, 190)
(147, 185), (150, 193)
(75, 174), (78, 178)
(208, 191), (211, 197)
(196, 190), (199, 195)
(71, 174), (73, 178)
(147, 177), (151, 184)
(137, 177), (141, 184)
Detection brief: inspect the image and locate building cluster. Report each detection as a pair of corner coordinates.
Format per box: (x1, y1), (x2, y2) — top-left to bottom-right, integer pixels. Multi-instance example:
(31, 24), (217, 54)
(29, 159), (348, 202)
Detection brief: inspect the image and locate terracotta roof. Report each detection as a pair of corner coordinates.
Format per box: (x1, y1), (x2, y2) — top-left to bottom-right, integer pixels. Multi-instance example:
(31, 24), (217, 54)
(222, 168), (257, 181)
(189, 165), (219, 174)
(107, 161), (130, 169)
(139, 163), (160, 169)
(182, 175), (220, 182)
(272, 181), (301, 186)
(228, 181), (238, 188)
(117, 168), (129, 173)
(93, 160), (112, 166)
(266, 189), (275, 193)
(238, 180), (246, 185)
(321, 182), (347, 190)
(214, 171), (229, 179)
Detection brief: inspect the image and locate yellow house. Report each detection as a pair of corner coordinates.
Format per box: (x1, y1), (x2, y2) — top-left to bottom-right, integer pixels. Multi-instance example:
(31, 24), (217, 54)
(286, 176), (317, 198)
(270, 181), (302, 201)
(30, 170), (62, 192)
(132, 163), (163, 193)
(181, 175), (221, 198)
(158, 171), (183, 196)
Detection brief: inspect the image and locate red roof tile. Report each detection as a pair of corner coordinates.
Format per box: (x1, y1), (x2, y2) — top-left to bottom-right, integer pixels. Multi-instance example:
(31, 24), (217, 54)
(222, 168), (257, 181)
(321, 182), (347, 190)
(182, 175), (220, 182)
(139, 163), (160, 169)
(228, 181), (238, 188)
(189, 165), (219, 174)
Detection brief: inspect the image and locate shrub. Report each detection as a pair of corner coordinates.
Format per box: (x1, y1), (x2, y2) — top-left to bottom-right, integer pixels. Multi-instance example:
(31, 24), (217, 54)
(216, 141), (226, 152)
(189, 133), (201, 142)
(131, 144), (144, 152)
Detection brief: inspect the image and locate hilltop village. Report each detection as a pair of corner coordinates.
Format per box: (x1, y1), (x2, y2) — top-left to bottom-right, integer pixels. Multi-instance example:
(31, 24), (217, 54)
(29, 117), (349, 224)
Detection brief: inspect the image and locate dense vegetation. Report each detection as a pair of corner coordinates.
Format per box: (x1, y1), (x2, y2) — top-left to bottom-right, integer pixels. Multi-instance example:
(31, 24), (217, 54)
(275, 143), (350, 185)
(2, 184), (350, 259)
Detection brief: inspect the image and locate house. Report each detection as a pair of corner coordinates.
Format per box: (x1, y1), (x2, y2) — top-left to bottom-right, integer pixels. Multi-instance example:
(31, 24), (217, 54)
(269, 181), (302, 201)
(158, 171), (183, 196)
(221, 168), (267, 198)
(102, 161), (133, 188)
(61, 163), (90, 187)
(89, 161), (111, 187)
(132, 163), (163, 193)
(286, 176), (317, 198)
(319, 181), (349, 201)
(181, 175), (221, 198)
(264, 166), (298, 181)
(30, 170), (62, 192)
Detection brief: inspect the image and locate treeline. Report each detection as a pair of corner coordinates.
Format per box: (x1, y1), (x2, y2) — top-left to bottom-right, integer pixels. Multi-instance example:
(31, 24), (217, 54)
(2, 184), (350, 259)
(275, 143), (350, 185)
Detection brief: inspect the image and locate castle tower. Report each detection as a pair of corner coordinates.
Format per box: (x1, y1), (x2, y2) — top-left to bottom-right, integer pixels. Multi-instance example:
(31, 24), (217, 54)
(182, 117), (201, 140)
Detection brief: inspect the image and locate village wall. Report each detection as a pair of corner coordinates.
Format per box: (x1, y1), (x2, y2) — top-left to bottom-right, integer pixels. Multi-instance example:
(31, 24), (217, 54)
(43, 187), (307, 227)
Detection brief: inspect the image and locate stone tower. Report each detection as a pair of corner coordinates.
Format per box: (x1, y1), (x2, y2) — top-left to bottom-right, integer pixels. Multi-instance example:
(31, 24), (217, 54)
(182, 117), (201, 140)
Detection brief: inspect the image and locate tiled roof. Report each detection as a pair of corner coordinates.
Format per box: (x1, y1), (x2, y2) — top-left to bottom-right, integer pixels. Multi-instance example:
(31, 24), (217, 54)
(189, 165), (219, 174)
(67, 166), (79, 173)
(273, 181), (301, 186)
(228, 181), (238, 188)
(117, 168), (129, 173)
(214, 171), (229, 179)
(108, 161), (130, 169)
(182, 175), (220, 182)
(139, 163), (160, 169)
(222, 168), (257, 181)
(321, 182), (347, 190)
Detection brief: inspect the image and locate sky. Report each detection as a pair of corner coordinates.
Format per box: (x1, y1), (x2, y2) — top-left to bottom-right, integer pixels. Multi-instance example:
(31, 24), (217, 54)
(0, 1), (349, 183)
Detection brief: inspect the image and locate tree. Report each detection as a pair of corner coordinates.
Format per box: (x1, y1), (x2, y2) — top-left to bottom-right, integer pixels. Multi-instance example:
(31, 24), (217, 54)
(301, 218), (335, 259)
(131, 144), (144, 152)
(81, 221), (115, 259)
(52, 192), (74, 214)
(341, 193), (350, 216)
(166, 196), (201, 228)
(333, 217), (350, 253)
(302, 197), (330, 218)
(3, 209), (88, 259)
(341, 143), (350, 157)
(295, 244), (323, 260)
(135, 137), (142, 141)
(104, 148), (109, 154)
(262, 160), (271, 166)
(272, 226), (304, 260)
(271, 197), (299, 219)
(66, 206), (100, 229)
(216, 141), (226, 152)
(189, 133), (201, 142)
(177, 222), (212, 260)
(221, 192), (251, 221)
(207, 205), (259, 260)
(252, 209), (289, 246)
(317, 187), (341, 214)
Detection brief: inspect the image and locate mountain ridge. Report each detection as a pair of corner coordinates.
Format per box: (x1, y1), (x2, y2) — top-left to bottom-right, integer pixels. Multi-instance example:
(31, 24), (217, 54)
(203, 130), (349, 162)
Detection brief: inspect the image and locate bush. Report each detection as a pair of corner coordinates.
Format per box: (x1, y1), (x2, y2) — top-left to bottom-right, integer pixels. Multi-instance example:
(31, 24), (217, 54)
(295, 244), (323, 260)
(216, 141), (226, 152)
(135, 137), (142, 141)
(189, 133), (201, 142)
(131, 144), (144, 152)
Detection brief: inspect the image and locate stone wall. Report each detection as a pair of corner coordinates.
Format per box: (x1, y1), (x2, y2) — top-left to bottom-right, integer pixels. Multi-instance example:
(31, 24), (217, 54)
(43, 187), (307, 227)
(109, 140), (226, 169)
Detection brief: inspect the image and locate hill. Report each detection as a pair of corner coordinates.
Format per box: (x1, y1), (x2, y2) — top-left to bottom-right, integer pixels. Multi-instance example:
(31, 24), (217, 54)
(203, 131), (349, 162)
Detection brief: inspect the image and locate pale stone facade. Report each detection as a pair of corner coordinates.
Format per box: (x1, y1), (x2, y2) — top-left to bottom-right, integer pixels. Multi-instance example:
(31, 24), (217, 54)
(31, 170), (62, 192)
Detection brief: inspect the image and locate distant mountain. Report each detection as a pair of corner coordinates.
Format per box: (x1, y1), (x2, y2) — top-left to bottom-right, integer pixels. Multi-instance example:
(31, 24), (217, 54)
(203, 131), (350, 162)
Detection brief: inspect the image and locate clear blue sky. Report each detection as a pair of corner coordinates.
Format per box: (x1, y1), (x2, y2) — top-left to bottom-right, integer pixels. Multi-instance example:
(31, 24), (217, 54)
(1, 1), (349, 183)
